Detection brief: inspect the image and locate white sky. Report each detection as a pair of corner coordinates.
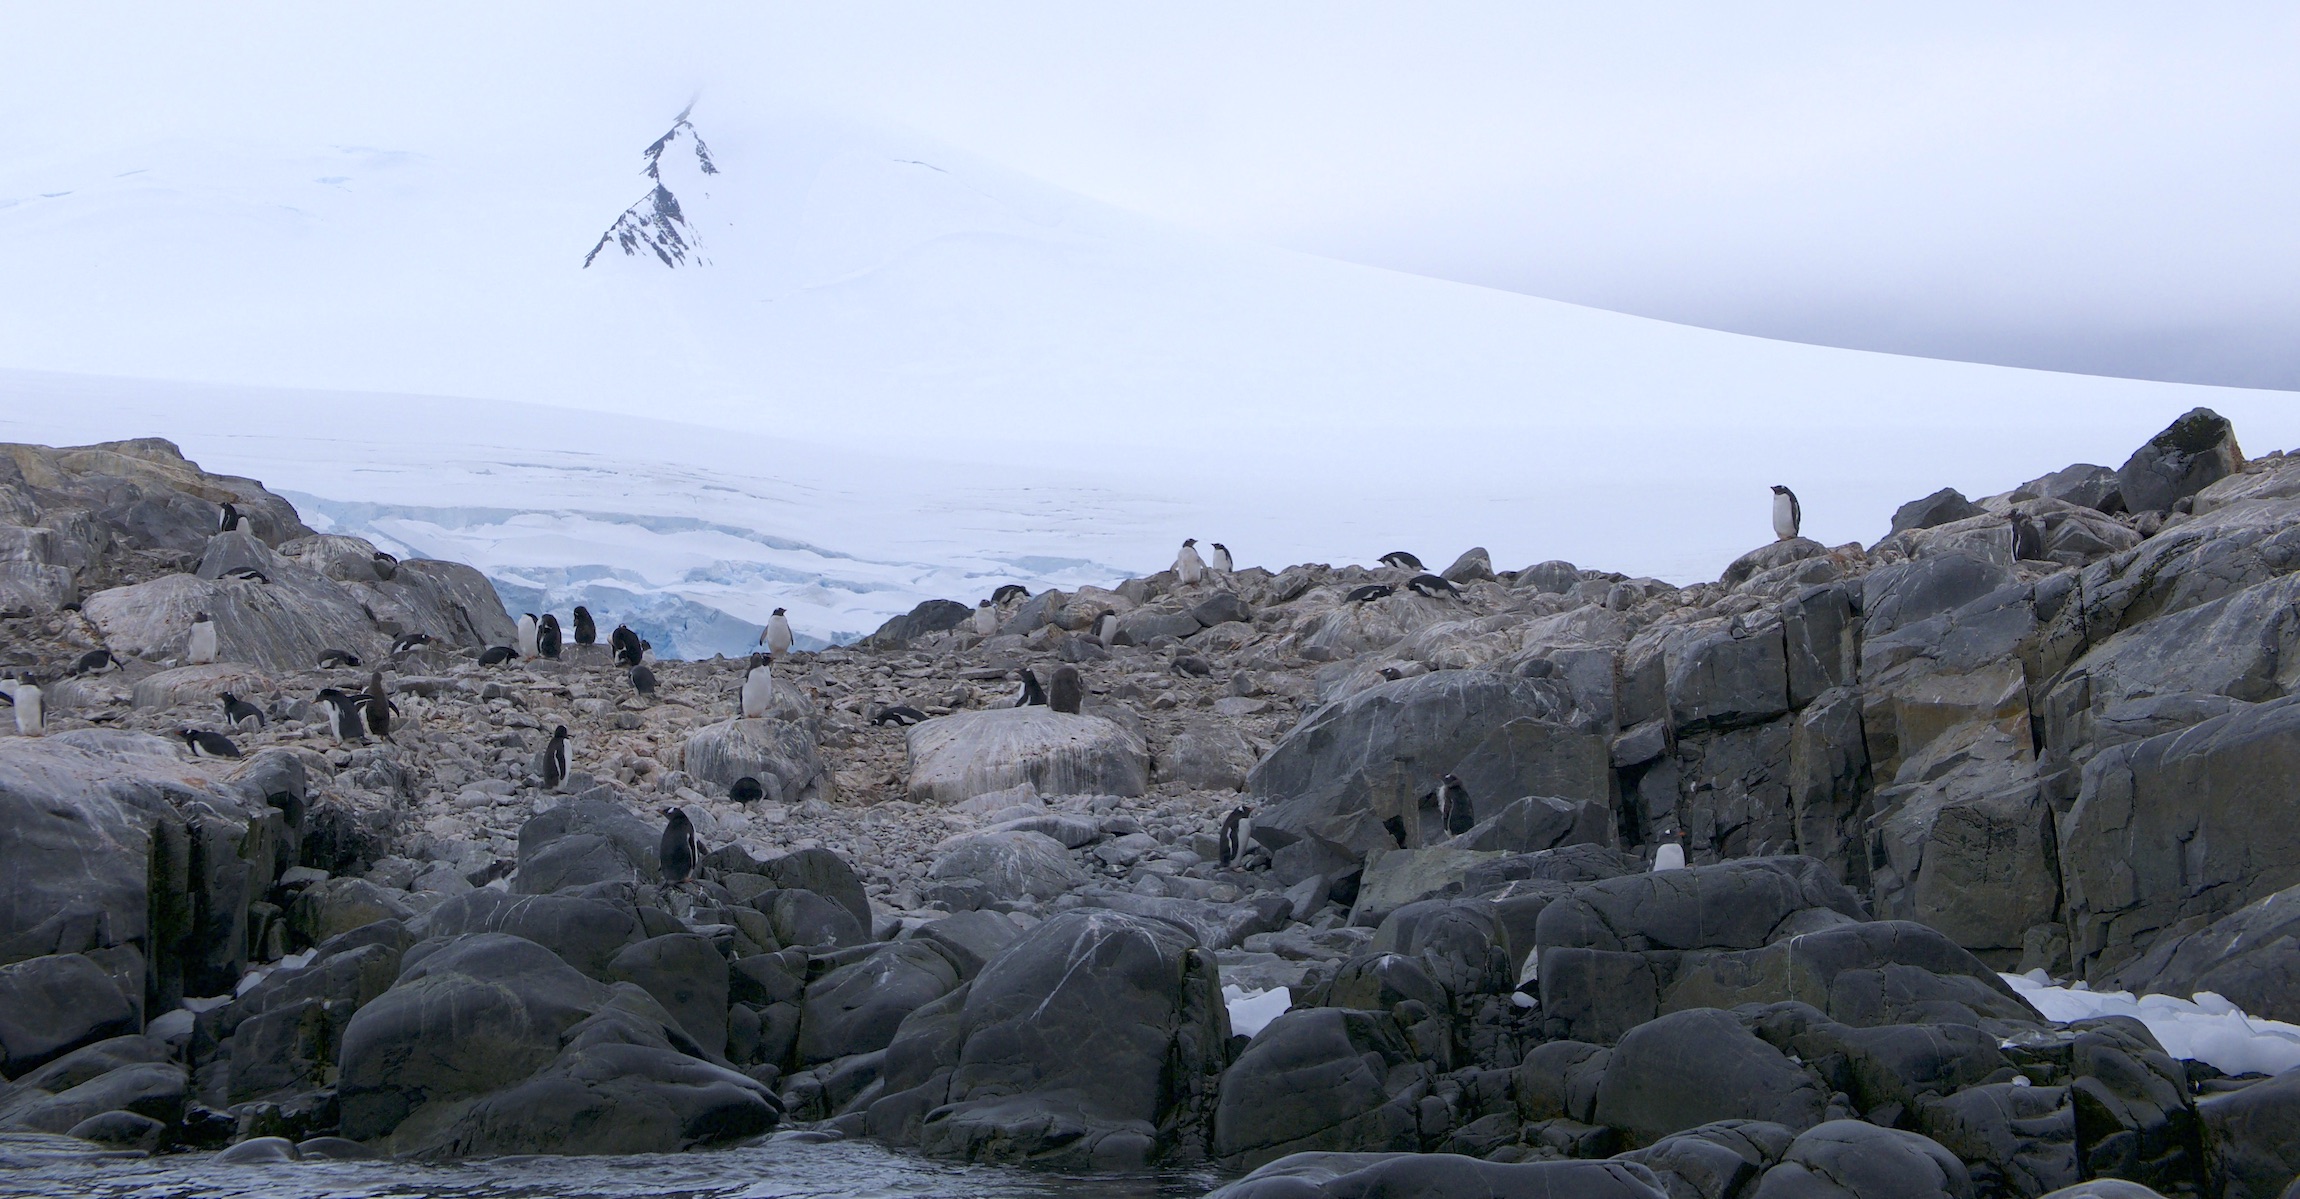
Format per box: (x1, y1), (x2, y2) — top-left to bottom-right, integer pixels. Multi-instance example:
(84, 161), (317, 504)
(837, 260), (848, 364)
(6, 2), (2295, 389)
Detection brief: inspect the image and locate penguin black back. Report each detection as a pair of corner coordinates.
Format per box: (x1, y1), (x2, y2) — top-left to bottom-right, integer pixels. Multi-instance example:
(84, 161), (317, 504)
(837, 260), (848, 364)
(872, 704), (928, 727)
(991, 584), (1030, 605)
(1439, 774), (1475, 836)
(391, 632), (432, 655)
(181, 727), (242, 759)
(1345, 584), (1393, 603)
(1219, 804), (1251, 866)
(217, 501), (242, 534)
(728, 777), (763, 803)
(71, 649), (118, 676)
(1406, 573), (1460, 598)
(629, 663), (657, 696)
(537, 614), (563, 659)
(1016, 668), (1047, 707)
(220, 692), (265, 729)
(542, 724), (569, 790)
(1048, 665), (1083, 714)
(659, 806), (699, 883)
(371, 551), (398, 580)
(479, 645), (516, 667)
(610, 624), (644, 667)
(318, 648), (361, 668)
(1379, 551), (1424, 571)
(364, 670), (394, 738)
(572, 606), (597, 645)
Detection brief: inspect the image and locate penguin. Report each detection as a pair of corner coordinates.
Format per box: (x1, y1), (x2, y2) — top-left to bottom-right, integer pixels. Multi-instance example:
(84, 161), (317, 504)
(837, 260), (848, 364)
(1209, 543), (1233, 573)
(1015, 668), (1047, 707)
(180, 727), (242, 759)
(540, 724), (569, 791)
(314, 689), (366, 743)
(1436, 774), (1475, 837)
(1219, 804), (1252, 867)
(1345, 584), (1394, 603)
(221, 567), (270, 584)
(763, 607), (794, 656)
(610, 624), (645, 667)
(1406, 573), (1460, 599)
(70, 649), (119, 676)
(1652, 830), (1688, 872)
(390, 632), (432, 655)
(537, 614), (563, 660)
(220, 692), (265, 730)
(972, 600), (997, 637)
(1379, 551), (1424, 571)
(516, 614), (538, 660)
(217, 502), (244, 534)
(316, 648), (361, 669)
(1048, 665), (1083, 715)
(1175, 538), (1205, 585)
(478, 645), (517, 667)
(1, 677), (42, 736)
(1771, 485), (1802, 542)
(371, 551), (398, 581)
(871, 704), (928, 727)
(629, 662), (657, 697)
(187, 612), (218, 665)
(740, 655), (774, 718)
(1170, 654), (1212, 678)
(572, 605), (597, 645)
(2010, 511), (2046, 561)
(991, 584), (1030, 605)
(364, 670), (396, 739)
(728, 776), (764, 804)
(659, 806), (701, 884)
(1093, 611), (1120, 647)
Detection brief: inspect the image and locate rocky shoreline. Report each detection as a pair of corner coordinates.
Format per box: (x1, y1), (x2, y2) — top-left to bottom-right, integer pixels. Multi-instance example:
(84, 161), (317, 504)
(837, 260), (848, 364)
(1, 416), (2297, 1198)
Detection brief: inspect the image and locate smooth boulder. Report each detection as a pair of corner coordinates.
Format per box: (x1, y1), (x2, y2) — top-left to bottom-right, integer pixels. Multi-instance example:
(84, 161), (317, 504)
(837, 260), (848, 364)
(907, 708), (1148, 804)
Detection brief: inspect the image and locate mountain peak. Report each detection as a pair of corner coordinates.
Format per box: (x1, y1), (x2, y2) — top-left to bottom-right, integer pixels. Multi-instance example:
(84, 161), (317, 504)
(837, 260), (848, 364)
(584, 107), (716, 269)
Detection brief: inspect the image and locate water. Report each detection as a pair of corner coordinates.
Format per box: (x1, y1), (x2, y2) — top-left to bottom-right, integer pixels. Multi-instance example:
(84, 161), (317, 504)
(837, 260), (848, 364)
(0, 1133), (1228, 1199)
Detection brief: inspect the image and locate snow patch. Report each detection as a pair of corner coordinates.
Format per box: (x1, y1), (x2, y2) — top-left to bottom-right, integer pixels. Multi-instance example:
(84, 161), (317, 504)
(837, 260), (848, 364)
(1224, 983), (1291, 1039)
(2003, 971), (2300, 1078)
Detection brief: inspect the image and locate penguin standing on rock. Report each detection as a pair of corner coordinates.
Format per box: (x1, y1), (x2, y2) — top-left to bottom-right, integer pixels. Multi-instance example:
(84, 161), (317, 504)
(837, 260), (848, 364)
(1, 677), (43, 736)
(371, 551), (398, 581)
(1175, 539), (1205, 585)
(1015, 669), (1047, 707)
(220, 692), (265, 730)
(187, 613), (218, 665)
(741, 655), (775, 718)
(659, 806), (701, 885)
(540, 725), (569, 791)
(537, 615), (563, 660)
(479, 646), (516, 667)
(217, 502), (245, 534)
(1049, 665), (1083, 714)
(610, 625), (645, 667)
(572, 606), (597, 646)
(1652, 829), (1688, 871)
(1219, 804), (1252, 867)
(972, 600), (997, 637)
(1209, 543), (1233, 573)
(364, 671), (397, 739)
(763, 608), (794, 656)
(516, 615), (539, 660)
(1094, 612), (1120, 647)
(1771, 485), (1802, 542)
(1436, 774), (1475, 836)
(628, 662), (657, 698)
(315, 689), (366, 743)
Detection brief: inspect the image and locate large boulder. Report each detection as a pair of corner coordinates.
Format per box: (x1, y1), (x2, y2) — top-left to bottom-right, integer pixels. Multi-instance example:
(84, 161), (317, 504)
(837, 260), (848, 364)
(513, 799), (663, 895)
(925, 830), (1086, 908)
(1867, 728), (2061, 964)
(682, 717), (830, 805)
(1749, 1120), (1974, 1199)
(2105, 883), (2300, 1025)
(0, 955), (138, 1079)
(797, 941), (961, 1067)
(1205, 1154), (1672, 1199)
(1535, 857), (1865, 955)
(129, 662), (273, 711)
(1592, 1008), (1829, 1148)
(2198, 1067), (2300, 1199)
(865, 598), (971, 648)
(868, 910), (1227, 1167)
(2041, 572), (2300, 755)
(408, 889), (642, 979)
(1617, 1120), (1799, 1199)
(2061, 695), (2300, 981)
(906, 708), (1147, 804)
(1890, 488), (1983, 536)
(755, 847), (872, 931)
(1210, 1007), (1424, 1167)
(82, 570), (380, 675)
(2117, 408), (2242, 516)
(606, 934), (729, 1059)
(1249, 671), (1604, 857)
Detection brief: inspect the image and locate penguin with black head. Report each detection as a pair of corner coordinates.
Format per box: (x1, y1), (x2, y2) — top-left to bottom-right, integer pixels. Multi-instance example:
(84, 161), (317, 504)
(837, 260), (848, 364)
(659, 806), (701, 885)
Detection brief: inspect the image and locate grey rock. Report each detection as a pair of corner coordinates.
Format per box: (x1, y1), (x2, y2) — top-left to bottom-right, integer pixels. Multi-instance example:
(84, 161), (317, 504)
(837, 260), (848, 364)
(1190, 592), (1253, 628)
(409, 889), (641, 980)
(513, 799), (662, 894)
(1441, 547), (1495, 584)
(1209, 1007), (1423, 1168)
(798, 941), (960, 1066)
(1722, 539), (1828, 590)
(1915, 1082), (2079, 1199)
(1536, 857), (1865, 954)
(63, 1109), (166, 1153)
(1749, 1120), (1974, 1199)
(2015, 463), (2124, 513)
(0, 1060), (188, 1135)
(1155, 720), (1257, 791)
(285, 878), (414, 948)
(1891, 488), (1983, 536)
(682, 717), (831, 806)
(0, 955), (138, 1079)
(865, 599), (971, 647)
(1515, 1039), (1611, 1124)
(1516, 559), (1583, 594)
(1443, 794), (1610, 855)
(1593, 1008), (1828, 1148)
(906, 708), (1148, 804)
(1868, 729), (2059, 962)
(757, 848), (872, 931)
(2198, 1066), (2300, 1199)
(1862, 553), (2016, 641)
(2066, 1017), (2197, 1192)
(926, 830), (1085, 907)
(2106, 882), (2300, 1024)
(1073, 889), (1289, 951)
(2118, 407), (2242, 515)
(757, 889), (866, 950)
(607, 934), (729, 1059)
(1205, 1154), (1672, 1199)
(1117, 605), (1205, 645)
(1618, 1120), (1798, 1199)
(907, 910), (1020, 981)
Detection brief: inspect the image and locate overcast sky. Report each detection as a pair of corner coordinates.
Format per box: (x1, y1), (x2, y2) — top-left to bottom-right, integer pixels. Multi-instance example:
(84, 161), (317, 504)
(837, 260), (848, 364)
(7, 2), (2295, 390)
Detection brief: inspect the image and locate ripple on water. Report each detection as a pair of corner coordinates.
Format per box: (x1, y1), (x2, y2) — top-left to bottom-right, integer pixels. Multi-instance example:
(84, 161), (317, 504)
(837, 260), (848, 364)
(0, 1133), (1227, 1199)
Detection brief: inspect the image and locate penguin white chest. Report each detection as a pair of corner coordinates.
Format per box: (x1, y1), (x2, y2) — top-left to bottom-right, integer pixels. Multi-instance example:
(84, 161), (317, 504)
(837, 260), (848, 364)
(15, 685), (41, 735)
(188, 623), (218, 665)
(973, 606), (997, 636)
(741, 667), (774, 718)
(1176, 547), (1204, 584)
(1772, 492), (1799, 541)
(1653, 843), (1687, 871)
(767, 615), (794, 655)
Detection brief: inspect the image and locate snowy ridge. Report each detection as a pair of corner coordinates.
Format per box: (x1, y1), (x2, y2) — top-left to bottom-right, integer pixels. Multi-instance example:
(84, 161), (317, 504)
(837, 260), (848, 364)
(584, 106), (718, 268)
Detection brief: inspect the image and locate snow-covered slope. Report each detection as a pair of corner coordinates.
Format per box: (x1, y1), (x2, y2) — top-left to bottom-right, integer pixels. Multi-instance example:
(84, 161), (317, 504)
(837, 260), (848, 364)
(3, 100), (2295, 654)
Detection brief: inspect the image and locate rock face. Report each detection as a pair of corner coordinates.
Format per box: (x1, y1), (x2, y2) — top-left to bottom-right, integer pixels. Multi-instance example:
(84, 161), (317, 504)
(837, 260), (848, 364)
(1211, 1008), (1425, 1167)
(681, 717), (830, 805)
(905, 707), (1147, 804)
(2105, 883), (2300, 1024)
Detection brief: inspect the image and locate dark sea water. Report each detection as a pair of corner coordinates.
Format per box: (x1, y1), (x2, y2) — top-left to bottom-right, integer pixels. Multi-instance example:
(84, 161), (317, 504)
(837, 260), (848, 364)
(0, 1133), (1229, 1199)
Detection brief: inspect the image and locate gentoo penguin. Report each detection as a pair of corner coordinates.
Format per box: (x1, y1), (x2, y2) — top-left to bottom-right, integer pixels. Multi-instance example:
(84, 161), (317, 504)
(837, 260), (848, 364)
(740, 655), (775, 718)
(1652, 830), (1688, 871)
(629, 662), (657, 697)
(1345, 583), (1394, 603)
(536, 614), (563, 660)
(610, 624), (645, 667)
(1048, 665), (1083, 714)
(871, 704), (928, 727)
(221, 566), (270, 584)
(314, 689), (366, 743)
(2010, 511), (2046, 561)
(390, 632), (432, 655)
(1379, 551), (1424, 572)
(972, 600), (998, 637)
(217, 502), (244, 534)
(1771, 485), (1802, 542)
(728, 777), (764, 803)
(1436, 774), (1475, 836)
(1175, 538), (1205, 585)
(220, 692), (265, 730)
(371, 551), (398, 581)
(991, 584), (1030, 605)
(70, 649), (119, 676)
(540, 724), (569, 791)
(317, 648), (360, 669)
(1093, 611), (1120, 647)
(363, 671), (396, 739)
(1170, 653), (1212, 678)
(478, 645), (516, 667)
(180, 727), (242, 759)
(1209, 543), (1233, 573)
(187, 612), (218, 665)
(1219, 804), (1252, 866)
(1015, 668), (1047, 707)
(516, 614), (539, 660)
(1, 678), (42, 736)
(572, 605), (597, 645)
(1406, 573), (1460, 599)
(763, 608), (794, 656)
(659, 806), (701, 884)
